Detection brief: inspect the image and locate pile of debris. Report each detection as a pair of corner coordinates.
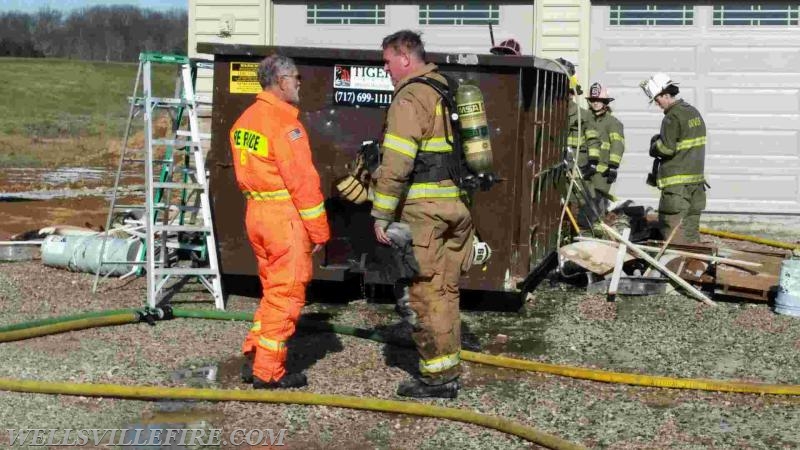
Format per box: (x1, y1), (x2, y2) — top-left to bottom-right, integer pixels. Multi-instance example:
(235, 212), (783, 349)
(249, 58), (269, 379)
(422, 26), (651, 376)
(559, 201), (793, 307)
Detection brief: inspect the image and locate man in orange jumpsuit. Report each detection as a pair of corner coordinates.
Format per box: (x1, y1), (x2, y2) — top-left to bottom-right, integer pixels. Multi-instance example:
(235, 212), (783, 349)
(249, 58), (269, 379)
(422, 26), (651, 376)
(229, 54), (330, 389)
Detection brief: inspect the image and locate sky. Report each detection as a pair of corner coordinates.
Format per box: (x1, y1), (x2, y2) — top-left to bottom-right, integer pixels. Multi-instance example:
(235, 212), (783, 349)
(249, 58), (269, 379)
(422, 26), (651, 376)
(0, 0), (186, 13)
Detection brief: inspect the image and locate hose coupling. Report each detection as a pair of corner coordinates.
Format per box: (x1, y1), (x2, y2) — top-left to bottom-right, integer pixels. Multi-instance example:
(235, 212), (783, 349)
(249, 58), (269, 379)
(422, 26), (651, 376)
(136, 306), (174, 326)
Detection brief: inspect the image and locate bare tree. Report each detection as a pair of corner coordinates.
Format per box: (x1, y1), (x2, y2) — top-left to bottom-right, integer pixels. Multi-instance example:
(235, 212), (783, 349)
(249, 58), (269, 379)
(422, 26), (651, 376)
(0, 6), (187, 61)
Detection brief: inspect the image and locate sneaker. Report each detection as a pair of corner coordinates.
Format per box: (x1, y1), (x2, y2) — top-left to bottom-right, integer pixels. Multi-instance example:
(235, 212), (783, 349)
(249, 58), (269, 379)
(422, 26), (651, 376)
(396, 378), (459, 399)
(253, 372), (308, 389)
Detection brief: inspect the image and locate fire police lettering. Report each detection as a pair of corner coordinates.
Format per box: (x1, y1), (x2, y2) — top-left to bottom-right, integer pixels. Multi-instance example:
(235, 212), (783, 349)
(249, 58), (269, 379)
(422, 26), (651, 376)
(231, 128), (268, 157)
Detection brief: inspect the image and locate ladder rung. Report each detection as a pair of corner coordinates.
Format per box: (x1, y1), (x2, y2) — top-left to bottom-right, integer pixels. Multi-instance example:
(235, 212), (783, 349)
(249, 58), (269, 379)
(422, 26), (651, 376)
(152, 182), (205, 190)
(153, 225), (211, 233)
(124, 158), (173, 164)
(176, 130), (211, 140)
(113, 204), (201, 212)
(153, 268), (219, 276)
(151, 139), (201, 148)
(129, 97), (194, 108)
(172, 243), (206, 252)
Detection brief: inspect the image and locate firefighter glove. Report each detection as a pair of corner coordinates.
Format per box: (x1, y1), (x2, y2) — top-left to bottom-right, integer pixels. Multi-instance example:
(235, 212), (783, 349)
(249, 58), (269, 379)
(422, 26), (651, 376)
(360, 140), (381, 175)
(580, 160), (598, 180)
(649, 134), (661, 157)
(605, 165), (618, 184)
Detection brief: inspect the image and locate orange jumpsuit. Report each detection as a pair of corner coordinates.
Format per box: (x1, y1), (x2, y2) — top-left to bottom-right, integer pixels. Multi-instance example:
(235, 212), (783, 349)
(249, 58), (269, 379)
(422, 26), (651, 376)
(229, 91), (330, 382)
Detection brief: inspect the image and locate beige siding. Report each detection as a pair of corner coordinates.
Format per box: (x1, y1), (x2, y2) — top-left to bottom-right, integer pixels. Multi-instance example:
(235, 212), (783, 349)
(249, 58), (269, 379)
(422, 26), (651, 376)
(189, 0), (271, 105)
(188, 1), (593, 108)
(534, 0), (591, 89)
(271, 3), (533, 55)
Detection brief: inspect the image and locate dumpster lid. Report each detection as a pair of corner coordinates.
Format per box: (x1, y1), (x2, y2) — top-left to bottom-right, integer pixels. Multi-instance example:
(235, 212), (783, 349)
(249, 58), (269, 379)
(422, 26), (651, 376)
(197, 43), (564, 72)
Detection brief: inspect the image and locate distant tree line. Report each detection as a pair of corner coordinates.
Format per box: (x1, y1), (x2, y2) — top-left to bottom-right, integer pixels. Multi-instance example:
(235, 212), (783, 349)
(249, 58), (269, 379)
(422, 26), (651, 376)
(0, 6), (187, 61)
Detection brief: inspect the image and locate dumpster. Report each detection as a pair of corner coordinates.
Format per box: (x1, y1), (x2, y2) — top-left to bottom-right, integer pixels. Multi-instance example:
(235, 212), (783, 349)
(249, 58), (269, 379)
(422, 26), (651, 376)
(199, 43), (570, 294)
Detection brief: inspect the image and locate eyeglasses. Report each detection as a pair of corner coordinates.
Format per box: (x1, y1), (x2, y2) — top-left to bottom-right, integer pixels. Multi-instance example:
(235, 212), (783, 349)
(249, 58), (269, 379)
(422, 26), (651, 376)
(281, 73), (302, 82)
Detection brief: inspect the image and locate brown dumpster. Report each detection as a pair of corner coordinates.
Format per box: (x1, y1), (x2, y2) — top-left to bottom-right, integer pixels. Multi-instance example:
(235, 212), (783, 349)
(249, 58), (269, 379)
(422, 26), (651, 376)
(198, 43), (570, 295)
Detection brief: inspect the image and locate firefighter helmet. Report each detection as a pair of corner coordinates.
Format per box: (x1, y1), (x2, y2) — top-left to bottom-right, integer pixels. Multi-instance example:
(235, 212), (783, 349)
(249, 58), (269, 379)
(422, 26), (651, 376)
(490, 38), (522, 56)
(471, 236), (492, 266)
(586, 82), (614, 102)
(640, 73), (678, 102)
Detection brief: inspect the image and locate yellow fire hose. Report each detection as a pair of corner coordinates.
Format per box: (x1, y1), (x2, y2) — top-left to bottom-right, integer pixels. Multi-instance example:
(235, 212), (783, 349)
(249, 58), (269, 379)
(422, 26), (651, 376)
(3, 312), (800, 397)
(0, 312), (583, 450)
(0, 377), (582, 450)
(700, 227), (800, 251)
(463, 351), (800, 396)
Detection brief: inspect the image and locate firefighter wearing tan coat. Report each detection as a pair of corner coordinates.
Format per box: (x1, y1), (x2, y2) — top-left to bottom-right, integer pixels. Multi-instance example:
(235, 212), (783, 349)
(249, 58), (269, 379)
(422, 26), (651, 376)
(372, 30), (474, 399)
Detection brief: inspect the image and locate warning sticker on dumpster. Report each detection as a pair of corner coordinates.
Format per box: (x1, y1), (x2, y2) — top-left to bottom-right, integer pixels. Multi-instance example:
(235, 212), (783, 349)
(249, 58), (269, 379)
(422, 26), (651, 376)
(230, 62), (261, 94)
(333, 64), (393, 107)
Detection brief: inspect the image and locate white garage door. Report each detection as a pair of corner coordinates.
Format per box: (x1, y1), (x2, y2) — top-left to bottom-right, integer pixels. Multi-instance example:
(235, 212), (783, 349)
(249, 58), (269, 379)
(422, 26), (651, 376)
(272, 2), (534, 54)
(590, 2), (800, 214)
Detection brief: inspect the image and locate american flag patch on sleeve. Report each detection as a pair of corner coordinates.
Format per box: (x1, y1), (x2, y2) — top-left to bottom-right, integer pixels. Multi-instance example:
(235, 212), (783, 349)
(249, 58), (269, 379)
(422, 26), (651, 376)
(287, 128), (303, 141)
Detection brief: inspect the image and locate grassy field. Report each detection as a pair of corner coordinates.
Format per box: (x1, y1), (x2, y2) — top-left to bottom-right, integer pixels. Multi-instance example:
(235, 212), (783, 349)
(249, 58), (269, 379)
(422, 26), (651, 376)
(0, 57), (176, 167)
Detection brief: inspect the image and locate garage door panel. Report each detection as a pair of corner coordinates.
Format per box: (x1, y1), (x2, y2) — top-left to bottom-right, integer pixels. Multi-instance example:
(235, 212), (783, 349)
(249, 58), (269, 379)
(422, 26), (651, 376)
(591, 3), (800, 213)
(708, 130), (800, 157)
(708, 89), (800, 114)
(605, 47), (697, 72)
(709, 174), (798, 202)
(708, 47), (800, 73)
(706, 113), (799, 131)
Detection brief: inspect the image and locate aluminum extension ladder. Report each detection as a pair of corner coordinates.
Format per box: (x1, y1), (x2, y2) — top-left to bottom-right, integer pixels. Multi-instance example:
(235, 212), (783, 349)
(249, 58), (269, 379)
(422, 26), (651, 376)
(92, 52), (224, 310)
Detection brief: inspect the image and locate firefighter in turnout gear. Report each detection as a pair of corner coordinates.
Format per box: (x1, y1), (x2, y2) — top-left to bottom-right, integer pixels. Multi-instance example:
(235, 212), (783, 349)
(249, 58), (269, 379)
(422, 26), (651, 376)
(586, 82), (625, 214)
(230, 54), (330, 389)
(558, 58), (602, 228)
(640, 73), (707, 244)
(373, 30), (475, 399)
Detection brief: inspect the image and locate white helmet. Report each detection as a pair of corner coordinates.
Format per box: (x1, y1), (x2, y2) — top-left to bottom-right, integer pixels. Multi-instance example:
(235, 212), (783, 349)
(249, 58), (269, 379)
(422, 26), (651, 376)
(640, 72), (678, 102)
(471, 236), (492, 266)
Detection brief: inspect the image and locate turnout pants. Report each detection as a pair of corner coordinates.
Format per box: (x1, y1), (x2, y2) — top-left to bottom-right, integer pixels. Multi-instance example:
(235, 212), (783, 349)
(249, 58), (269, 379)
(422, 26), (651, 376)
(400, 199), (474, 385)
(241, 200), (313, 382)
(658, 183), (706, 245)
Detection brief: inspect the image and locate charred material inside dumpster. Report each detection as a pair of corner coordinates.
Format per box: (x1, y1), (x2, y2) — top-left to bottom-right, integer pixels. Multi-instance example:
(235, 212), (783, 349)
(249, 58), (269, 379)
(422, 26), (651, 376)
(200, 43), (569, 294)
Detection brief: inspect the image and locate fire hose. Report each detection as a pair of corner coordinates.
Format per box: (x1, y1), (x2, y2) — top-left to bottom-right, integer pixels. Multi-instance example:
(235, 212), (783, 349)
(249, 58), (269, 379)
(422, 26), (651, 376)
(3, 307), (800, 449)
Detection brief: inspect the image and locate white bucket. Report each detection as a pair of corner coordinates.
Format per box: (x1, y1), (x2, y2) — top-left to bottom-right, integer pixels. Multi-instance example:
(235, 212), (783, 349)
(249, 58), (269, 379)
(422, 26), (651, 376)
(774, 259), (800, 317)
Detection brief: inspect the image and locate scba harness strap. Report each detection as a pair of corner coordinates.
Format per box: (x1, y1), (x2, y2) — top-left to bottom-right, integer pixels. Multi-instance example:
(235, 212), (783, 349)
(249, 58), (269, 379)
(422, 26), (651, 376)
(397, 75), (470, 188)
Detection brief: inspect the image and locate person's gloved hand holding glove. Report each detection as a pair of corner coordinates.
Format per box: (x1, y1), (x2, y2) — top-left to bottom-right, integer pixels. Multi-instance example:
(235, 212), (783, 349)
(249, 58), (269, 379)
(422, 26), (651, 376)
(580, 159), (598, 180)
(605, 164), (619, 184)
(649, 134), (661, 157)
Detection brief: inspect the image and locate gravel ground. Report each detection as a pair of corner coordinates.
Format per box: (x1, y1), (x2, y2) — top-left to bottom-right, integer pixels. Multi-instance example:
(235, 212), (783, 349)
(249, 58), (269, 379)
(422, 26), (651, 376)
(1, 254), (800, 449)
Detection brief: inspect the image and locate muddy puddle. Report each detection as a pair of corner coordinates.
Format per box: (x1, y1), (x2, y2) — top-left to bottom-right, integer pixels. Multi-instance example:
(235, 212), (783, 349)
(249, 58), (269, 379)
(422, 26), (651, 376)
(0, 166), (143, 238)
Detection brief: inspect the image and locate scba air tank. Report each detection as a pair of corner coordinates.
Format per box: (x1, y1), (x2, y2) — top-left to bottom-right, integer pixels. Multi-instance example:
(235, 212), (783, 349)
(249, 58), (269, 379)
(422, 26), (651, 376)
(455, 83), (493, 174)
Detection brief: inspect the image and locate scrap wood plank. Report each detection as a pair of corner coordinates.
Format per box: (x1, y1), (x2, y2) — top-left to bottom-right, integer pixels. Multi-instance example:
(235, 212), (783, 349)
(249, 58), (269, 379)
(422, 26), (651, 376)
(600, 223), (717, 307)
(559, 240), (634, 275)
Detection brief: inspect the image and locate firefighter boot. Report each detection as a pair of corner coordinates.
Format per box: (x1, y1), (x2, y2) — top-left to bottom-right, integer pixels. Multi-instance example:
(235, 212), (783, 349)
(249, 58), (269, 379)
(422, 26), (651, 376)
(253, 373), (308, 389)
(240, 353), (254, 384)
(397, 378), (460, 399)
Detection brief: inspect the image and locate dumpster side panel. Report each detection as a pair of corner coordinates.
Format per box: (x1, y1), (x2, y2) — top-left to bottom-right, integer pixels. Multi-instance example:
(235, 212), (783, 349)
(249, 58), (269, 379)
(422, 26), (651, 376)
(204, 44), (568, 293)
